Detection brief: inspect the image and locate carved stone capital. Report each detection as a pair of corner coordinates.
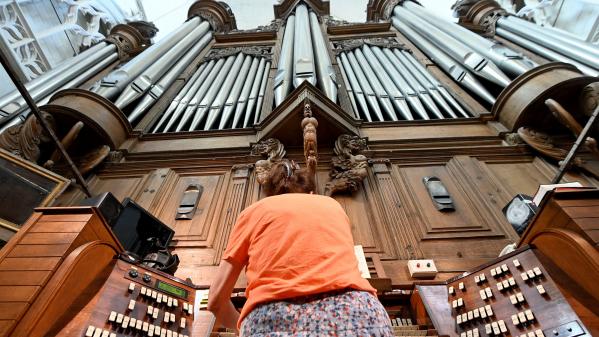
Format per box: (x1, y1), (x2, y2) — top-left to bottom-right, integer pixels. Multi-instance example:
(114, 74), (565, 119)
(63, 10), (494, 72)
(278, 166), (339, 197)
(251, 138), (286, 185)
(106, 22), (157, 61)
(324, 134), (369, 196)
(188, 0), (237, 33)
(333, 37), (406, 55)
(203, 45), (273, 62)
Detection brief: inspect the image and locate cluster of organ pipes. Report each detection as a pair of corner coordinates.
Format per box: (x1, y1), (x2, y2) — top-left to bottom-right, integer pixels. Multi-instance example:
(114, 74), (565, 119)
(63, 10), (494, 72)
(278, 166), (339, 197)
(337, 45), (469, 121)
(151, 53), (271, 133)
(392, 2), (538, 105)
(274, 3), (338, 106)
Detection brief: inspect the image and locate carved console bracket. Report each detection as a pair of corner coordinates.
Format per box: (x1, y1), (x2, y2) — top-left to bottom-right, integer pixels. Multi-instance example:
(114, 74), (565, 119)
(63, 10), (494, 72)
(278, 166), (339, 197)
(332, 37), (406, 55)
(188, 0), (237, 33)
(452, 0), (506, 36)
(324, 134), (368, 196)
(203, 45), (273, 62)
(106, 22), (158, 61)
(251, 138), (287, 186)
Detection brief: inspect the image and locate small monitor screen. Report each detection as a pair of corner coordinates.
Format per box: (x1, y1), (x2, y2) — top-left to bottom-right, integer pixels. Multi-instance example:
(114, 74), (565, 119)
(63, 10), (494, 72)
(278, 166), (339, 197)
(156, 280), (188, 299)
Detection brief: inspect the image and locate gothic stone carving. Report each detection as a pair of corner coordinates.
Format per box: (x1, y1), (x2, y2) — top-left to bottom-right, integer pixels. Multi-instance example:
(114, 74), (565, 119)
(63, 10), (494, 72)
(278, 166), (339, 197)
(333, 37), (406, 55)
(204, 45), (273, 62)
(0, 111), (55, 163)
(188, 0), (237, 33)
(302, 102), (318, 173)
(324, 135), (368, 196)
(251, 138), (286, 185)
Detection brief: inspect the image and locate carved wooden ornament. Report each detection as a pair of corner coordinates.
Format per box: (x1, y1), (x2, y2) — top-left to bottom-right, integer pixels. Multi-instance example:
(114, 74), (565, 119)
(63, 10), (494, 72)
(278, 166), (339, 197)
(251, 138), (286, 185)
(324, 134), (368, 196)
(302, 102), (318, 174)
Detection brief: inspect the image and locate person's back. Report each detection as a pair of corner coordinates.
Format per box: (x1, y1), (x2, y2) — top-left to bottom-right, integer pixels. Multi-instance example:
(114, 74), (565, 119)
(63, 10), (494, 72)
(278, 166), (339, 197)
(224, 193), (376, 323)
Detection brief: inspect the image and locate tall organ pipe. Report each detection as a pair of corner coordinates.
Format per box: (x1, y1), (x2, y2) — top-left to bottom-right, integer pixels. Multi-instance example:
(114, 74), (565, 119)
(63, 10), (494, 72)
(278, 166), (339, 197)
(309, 12), (337, 102)
(392, 18), (496, 105)
(174, 58), (225, 132)
(0, 42), (117, 121)
(94, 16), (202, 100)
(152, 62), (209, 133)
(254, 61), (271, 125)
(360, 46), (416, 120)
(382, 47), (445, 119)
(497, 16), (599, 70)
(220, 55), (253, 129)
(390, 50), (457, 118)
(234, 58), (260, 128)
(336, 56), (360, 119)
(246, 59), (269, 127)
(398, 49), (469, 118)
(496, 28), (599, 77)
(339, 53), (372, 121)
(128, 32), (213, 123)
(393, 7), (510, 87)
(345, 52), (383, 121)
(115, 22), (211, 109)
(403, 2), (536, 77)
(293, 4), (316, 87)
(189, 55), (236, 131)
(204, 53), (245, 130)
(274, 15), (295, 106)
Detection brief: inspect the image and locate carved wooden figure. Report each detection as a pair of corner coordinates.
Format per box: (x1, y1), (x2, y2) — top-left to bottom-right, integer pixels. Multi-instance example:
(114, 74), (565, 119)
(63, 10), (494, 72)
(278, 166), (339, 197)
(251, 138), (286, 185)
(324, 134), (368, 196)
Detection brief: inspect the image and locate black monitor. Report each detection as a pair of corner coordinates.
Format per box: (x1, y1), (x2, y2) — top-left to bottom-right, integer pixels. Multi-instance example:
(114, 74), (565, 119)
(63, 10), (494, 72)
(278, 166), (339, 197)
(112, 198), (175, 257)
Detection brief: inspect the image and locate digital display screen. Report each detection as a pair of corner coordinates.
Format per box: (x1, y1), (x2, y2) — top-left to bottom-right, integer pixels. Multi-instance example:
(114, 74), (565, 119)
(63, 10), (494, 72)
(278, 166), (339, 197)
(156, 280), (188, 299)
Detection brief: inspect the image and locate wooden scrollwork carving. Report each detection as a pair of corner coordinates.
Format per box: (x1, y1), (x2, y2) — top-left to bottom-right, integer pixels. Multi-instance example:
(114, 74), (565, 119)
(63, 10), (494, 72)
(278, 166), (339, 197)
(0, 112), (55, 163)
(324, 134), (368, 196)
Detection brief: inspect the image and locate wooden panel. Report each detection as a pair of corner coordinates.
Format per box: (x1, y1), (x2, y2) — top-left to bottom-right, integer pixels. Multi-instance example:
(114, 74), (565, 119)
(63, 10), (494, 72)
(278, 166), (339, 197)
(27, 221), (87, 233)
(19, 233), (78, 245)
(0, 303), (28, 320)
(0, 286), (39, 302)
(37, 214), (91, 223)
(0, 271), (51, 286)
(0, 257), (61, 271)
(7, 244), (70, 258)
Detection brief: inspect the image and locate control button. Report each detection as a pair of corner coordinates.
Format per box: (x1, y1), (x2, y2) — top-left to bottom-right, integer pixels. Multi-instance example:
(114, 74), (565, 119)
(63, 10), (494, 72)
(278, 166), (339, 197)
(153, 307), (160, 319)
(168, 297), (173, 307)
(183, 302), (188, 311)
(537, 285), (546, 295)
(173, 299), (178, 307)
(128, 299), (136, 311)
(167, 330), (173, 337)
(85, 326), (95, 337)
(143, 273), (152, 283)
(101, 330), (110, 337)
(155, 326), (162, 335)
(130, 318), (136, 328)
(128, 282), (136, 292)
(129, 269), (139, 278)
(164, 312), (170, 323)
(136, 319), (143, 330)
(170, 312), (176, 322)
(161, 329), (167, 337)
(148, 325), (155, 337)
(513, 259), (521, 268)
(180, 317), (186, 329)
(157, 293), (163, 304)
(116, 313), (124, 324)
(121, 316), (130, 329)
(148, 305), (154, 315)
(108, 311), (117, 322)
(93, 328), (102, 337)
(141, 287), (147, 296)
(533, 267), (543, 276)
(110, 333), (116, 337)
(187, 303), (193, 315)
(498, 320), (507, 333)
(152, 290), (158, 299)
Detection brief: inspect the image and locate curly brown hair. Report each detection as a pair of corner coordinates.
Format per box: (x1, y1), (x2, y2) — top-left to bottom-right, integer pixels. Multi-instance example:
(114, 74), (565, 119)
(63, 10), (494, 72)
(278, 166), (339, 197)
(263, 160), (316, 196)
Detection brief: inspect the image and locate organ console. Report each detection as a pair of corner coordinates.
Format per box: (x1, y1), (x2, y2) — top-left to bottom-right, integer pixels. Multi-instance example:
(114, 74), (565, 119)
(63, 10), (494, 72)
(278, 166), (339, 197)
(0, 189), (597, 337)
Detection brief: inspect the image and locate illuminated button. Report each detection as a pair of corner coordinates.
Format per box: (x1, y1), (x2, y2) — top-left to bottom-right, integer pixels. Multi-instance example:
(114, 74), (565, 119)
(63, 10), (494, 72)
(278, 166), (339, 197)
(513, 259), (521, 268)
(456, 315), (462, 325)
(168, 297), (173, 307)
(528, 332), (535, 337)
(143, 322), (149, 332)
(467, 311), (473, 320)
(485, 305), (493, 317)
(480, 274), (486, 282)
(128, 299), (136, 310)
(473, 308), (480, 318)
(161, 329), (166, 337)
(457, 298), (463, 307)
(157, 293), (163, 304)
(533, 267), (542, 276)
(152, 290), (158, 299)
(85, 326), (95, 337)
(121, 316), (130, 329)
(461, 313), (467, 322)
(490, 268), (497, 277)
(110, 333), (116, 337)
(180, 317), (186, 329)
(155, 326), (161, 335)
(496, 282), (504, 291)
(167, 330), (172, 337)
(491, 322), (500, 335)
(170, 312), (176, 322)
(174, 332), (179, 337)
(93, 328), (102, 337)
(485, 324), (492, 334)
(108, 311), (117, 322)
(116, 313), (124, 324)
(183, 302), (188, 311)
(480, 307), (487, 318)
(473, 328), (479, 337)
(136, 319), (143, 330)
(521, 272), (528, 281)
(498, 320), (507, 333)
(474, 275), (480, 284)
(502, 280), (509, 289)
(537, 285), (546, 295)
(101, 330), (109, 337)
(452, 300), (458, 308)
(467, 330), (473, 337)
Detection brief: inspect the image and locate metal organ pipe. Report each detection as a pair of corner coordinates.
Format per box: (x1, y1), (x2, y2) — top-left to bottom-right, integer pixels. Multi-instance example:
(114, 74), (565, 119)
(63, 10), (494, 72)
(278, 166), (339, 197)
(246, 59), (269, 127)
(94, 16), (202, 100)
(345, 52), (383, 121)
(309, 11), (337, 102)
(497, 16), (599, 70)
(152, 62), (209, 133)
(128, 31), (213, 123)
(393, 7), (510, 88)
(403, 2), (536, 77)
(339, 53), (372, 121)
(336, 56), (360, 119)
(392, 18), (496, 105)
(220, 55), (253, 129)
(234, 58), (260, 128)
(495, 28), (599, 77)
(293, 4), (316, 87)
(174, 58), (226, 132)
(254, 61), (271, 125)
(274, 15), (295, 107)
(115, 22), (211, 109)
(204, 53), (246, 130)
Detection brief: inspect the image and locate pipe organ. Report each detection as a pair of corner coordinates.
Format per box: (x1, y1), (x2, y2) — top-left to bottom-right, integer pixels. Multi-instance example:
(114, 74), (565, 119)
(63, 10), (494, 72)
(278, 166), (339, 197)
(0, 0), (598, 336)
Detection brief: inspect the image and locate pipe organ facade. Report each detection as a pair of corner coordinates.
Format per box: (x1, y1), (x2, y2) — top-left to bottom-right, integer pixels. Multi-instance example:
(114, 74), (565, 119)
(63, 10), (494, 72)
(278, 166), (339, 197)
(0, 0), (598, 336)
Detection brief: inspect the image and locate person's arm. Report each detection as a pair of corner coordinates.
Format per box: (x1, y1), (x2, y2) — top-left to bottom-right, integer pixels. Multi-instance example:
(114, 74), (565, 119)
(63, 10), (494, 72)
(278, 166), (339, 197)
(207, 258), (244, 332)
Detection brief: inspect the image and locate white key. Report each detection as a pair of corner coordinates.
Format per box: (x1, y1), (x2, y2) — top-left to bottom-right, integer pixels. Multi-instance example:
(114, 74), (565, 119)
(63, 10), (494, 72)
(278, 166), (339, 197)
(180, 317), (186, 329)
(521, 272), (529, 281)
(116, 313), (124, 324)
(122, 316), (130, 329)
(129, 282), (136, 292)
(525, 309), (534, 321)
(108, 311), (117, 322)
(533, 267), (542, 276)
(93, 328), (102, 337)
(143, 322), (149, 332)
(128, 299), (136, 310)
(513, 259), (521, 267)
(537, 285), (546, 295)
(499, 320), (507, 333)
(101, 330), (109, 337)
(85, 326), (95, 337)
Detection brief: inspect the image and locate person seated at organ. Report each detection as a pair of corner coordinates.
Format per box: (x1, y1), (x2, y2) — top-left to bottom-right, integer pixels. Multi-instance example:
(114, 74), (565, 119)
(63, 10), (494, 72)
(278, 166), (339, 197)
(208, 160), (393, 336)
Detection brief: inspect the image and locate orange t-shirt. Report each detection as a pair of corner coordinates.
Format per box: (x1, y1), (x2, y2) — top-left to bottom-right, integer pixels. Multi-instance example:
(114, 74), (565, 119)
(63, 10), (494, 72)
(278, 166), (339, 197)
(222, 193), (376, 328)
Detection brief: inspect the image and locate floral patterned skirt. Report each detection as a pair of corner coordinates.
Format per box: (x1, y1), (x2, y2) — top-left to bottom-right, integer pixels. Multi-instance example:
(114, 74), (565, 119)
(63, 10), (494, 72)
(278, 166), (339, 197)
(240, 289), (394, 337)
